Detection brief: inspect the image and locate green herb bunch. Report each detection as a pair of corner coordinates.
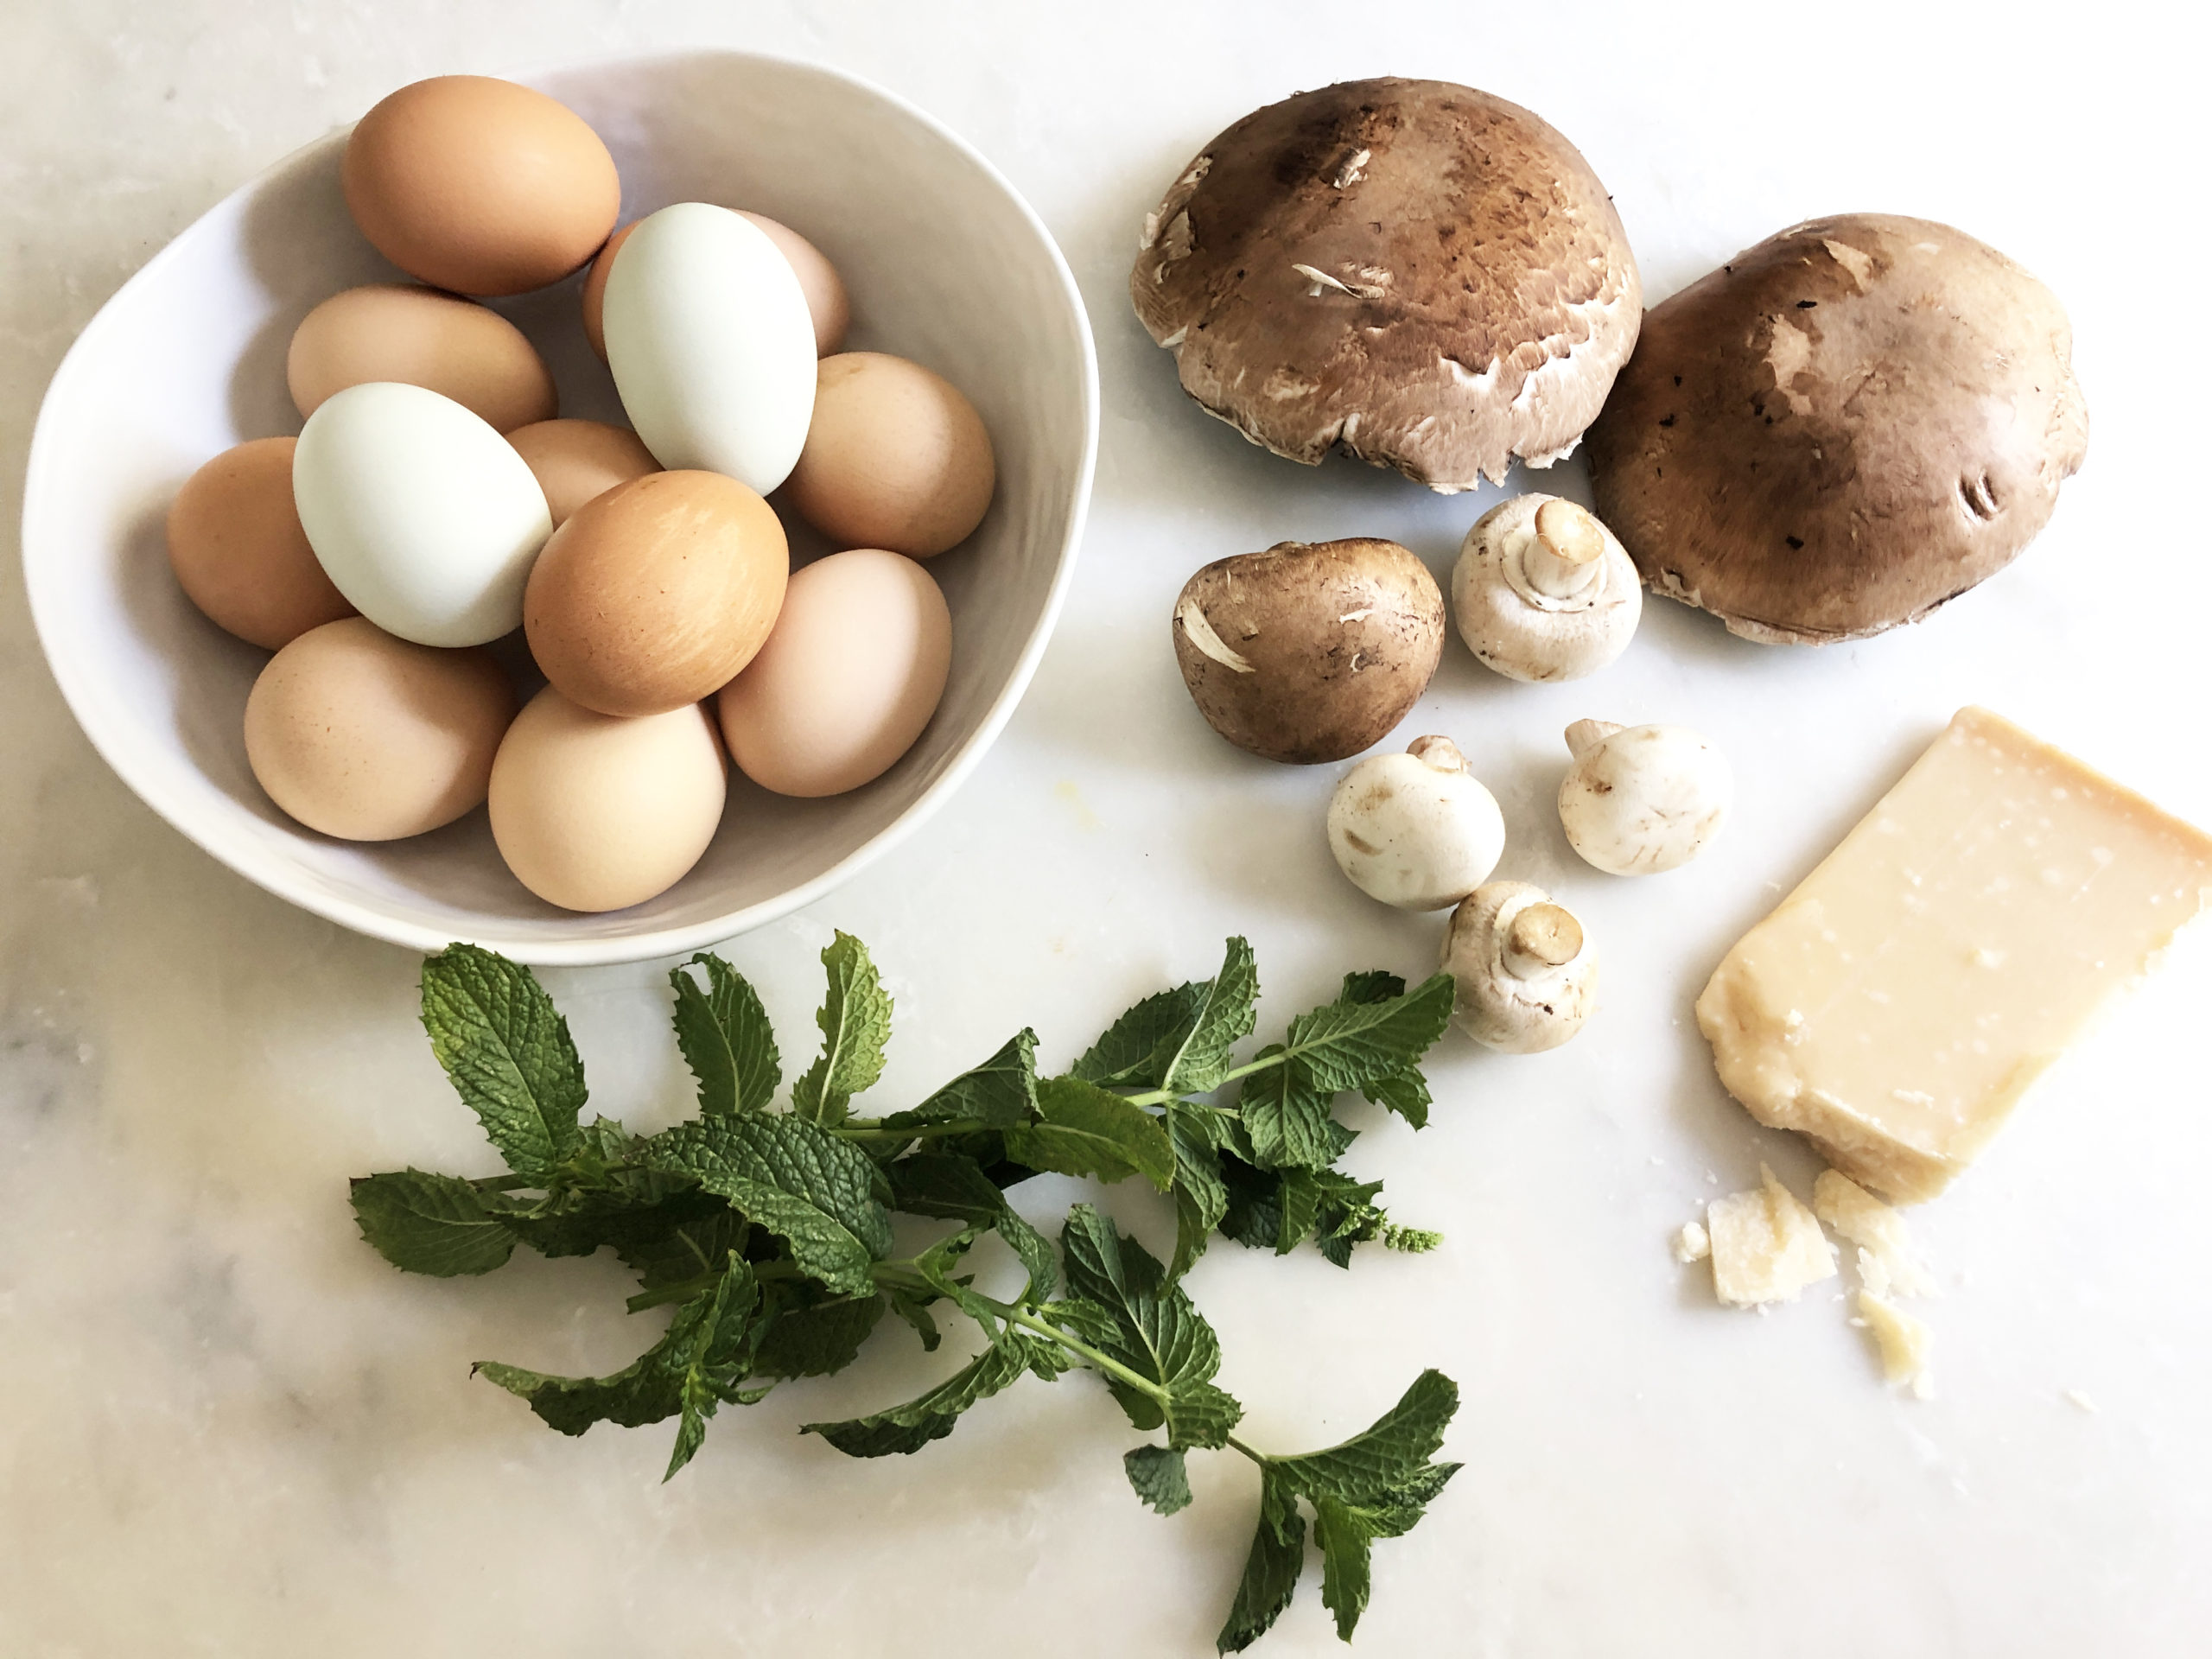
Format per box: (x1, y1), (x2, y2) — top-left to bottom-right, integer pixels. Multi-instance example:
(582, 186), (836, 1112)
(352, 935), (1460, 1651)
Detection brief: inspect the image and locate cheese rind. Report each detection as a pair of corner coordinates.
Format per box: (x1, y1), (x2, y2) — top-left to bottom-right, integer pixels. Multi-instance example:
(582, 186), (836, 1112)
(1707, 1165), (1835, 1306)
(1698, 708), (2212, 1202)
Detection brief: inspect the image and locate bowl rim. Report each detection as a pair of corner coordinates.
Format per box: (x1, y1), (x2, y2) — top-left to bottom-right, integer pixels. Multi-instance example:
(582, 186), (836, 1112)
(20, 48), (1100, 968)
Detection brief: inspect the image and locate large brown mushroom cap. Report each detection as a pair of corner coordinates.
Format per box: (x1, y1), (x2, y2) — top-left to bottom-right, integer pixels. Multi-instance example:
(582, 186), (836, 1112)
(1586, 213), (2089, 645)
(1131, 79), (1641, 493)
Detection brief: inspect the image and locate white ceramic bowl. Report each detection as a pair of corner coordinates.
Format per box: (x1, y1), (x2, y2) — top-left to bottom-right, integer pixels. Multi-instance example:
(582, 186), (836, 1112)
(22, 51), (1097, 965)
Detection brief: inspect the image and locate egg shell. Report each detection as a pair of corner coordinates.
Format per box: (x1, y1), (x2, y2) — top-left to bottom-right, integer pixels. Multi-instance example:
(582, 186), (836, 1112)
(488, 685), (727, 912)
(523, 469), (788, 717)
(294, 381), (553, 647)
(602, 203), (817, 493)
(167, 437), (355, 650)
(287, 284), (556, 432)
(717, 549), (951, 798)
(582, 213), (849, 359)
(785, 353), (995, 557)
(506, 418), (661, 526)
(341, 76), (620, 296)
(244, 617), (515, 840)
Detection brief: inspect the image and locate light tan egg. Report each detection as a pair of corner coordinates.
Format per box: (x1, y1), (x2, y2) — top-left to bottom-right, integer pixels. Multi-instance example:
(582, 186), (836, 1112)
(244, 617), (515, 840)
(716, 549), (951, 798)
(505, 418), (661, 525)
(580, 211), (849, 359)
(288, 284), (557, 432)
(167, 437), (355, 650)
(524, 469), (789, 718)
(487, 685), (727, 912)
(341, 76), (620, 297)
(783, 353), (995, 557)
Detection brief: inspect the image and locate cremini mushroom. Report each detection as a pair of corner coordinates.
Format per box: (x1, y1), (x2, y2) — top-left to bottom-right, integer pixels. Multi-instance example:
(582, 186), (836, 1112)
(1452, 495), (1641, 682)
(1129, 78), (1641, 493)
(1326, 735), (1505, 910)
(1586, 213), (2088, 643)
(1557, 720), (1732, 874)
(1442, 880), (1597, 1052)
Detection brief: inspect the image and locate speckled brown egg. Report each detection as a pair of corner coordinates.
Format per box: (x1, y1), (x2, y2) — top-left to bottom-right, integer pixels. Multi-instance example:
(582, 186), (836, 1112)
(523, 469), (788, 717)
(342, 76), (620, 297)
(784, 353), (995, 557)
(581, 211), (849, 359)
(167, 437), (355, 650)
(505, 418), (661, 525)
(243, 617), (515, 839)
(288, 284), (556, 432)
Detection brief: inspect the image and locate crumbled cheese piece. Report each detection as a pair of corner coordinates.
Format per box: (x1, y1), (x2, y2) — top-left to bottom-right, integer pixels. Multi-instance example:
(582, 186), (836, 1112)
(1814, 1170), (1936, 1298)
(1857, 1290), (1934, 1395)
(2064, 1389), (2099, 1414)
(1672, 1221), (1710, 1263)
(1707, 1165), (1836, 1306)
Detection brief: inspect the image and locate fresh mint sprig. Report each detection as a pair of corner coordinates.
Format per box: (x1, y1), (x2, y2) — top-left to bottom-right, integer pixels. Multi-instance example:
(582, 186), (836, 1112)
(351, 934), (1460, 1650)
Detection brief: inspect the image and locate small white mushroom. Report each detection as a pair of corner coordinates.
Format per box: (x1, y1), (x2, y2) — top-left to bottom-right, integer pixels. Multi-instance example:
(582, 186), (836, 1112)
(1441, 880), (1597, 1052)
(1557, 720), (1732, 874)
(1326, 735), (1504, 910)
(1451, 494), (1642, 682)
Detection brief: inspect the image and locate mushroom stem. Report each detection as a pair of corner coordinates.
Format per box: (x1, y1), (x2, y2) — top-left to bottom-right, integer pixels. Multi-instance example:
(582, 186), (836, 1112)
(1503, 904), (1583, 979)
(1406, 734), (1468, 772)
(1565, 718), (1623, 760)
(1523, 499), (1606, 599)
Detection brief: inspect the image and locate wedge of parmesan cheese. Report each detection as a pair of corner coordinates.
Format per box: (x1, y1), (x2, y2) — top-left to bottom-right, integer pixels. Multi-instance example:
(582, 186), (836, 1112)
(1707, 1165), (1836, 1306)
(1697, 708), (2212, 1203)
(1856, 1291), (1935, 1398)
(1813, 1170), (1936, 1298)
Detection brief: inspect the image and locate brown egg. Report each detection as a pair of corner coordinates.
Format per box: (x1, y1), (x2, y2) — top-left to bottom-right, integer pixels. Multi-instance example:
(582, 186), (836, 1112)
(505, 418), (661, 525)
(244, 618), (515, 840)
(718, 550), (951, 798)
(287, 285), (556, 432)
(488, 685), (727, 912)
(784, 353), (995, 557)
(524, 469), (788, 717)
(580, 211), (849, 359)
(167, 437), (355, 650)
(341, 76), (620, 297)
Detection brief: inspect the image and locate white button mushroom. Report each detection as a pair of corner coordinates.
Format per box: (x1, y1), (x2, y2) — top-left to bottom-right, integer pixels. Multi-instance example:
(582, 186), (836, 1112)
(1326, 735), (1505, 910)
(1557, 719), (1732, 874)
(1441, 880), (1597, 1052)
(1451, 494), (1642, 682)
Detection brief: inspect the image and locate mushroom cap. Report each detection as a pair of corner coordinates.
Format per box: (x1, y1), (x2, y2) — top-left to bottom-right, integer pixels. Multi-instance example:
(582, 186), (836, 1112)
(1441, 880), (1597, 1053)
(1326, 737), (1505, 910)
(1452, 494), (1642, 682)
(1586, 213), (2089, 644)
(1130, 78), (1642, 493)
(1558, 722), (1732, 875)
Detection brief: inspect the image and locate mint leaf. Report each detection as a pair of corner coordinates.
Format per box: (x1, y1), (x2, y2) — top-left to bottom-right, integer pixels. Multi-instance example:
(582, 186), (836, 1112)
(647, 1116), (892, 1297)
(1312, 1465), (1459, 1641)
(1057, 1205), (1241, 1450)
(1004, 1076), (1174, 1192)
(1274, 1369), (1459, 1500)
(420, 944), (585, 1180)
(752, 1291), (885, 1377)
(475, 1253), (760, 1478)
(670, 953), (780, 1116)
(1336, 971), (1405, 1006)
(1279, 973), (1454, 1096)
(1275, 1168), (1322, 1255)
(1237, 1051), (1339, 1172)
(1124, 1444), (1192, 1516)
(1072, 981), (1208, 1088)
(804, 1330), (1047, 1457)
(1217, 1465), (1306, 1653)
(1166, 1101), (1229, 1279)
(791, 932), (893, 1126)
(1160, 938), (1259, 1096)
(887, 1153), (1057, 1298)
(882, 1029), (1039, 1130)
(350, 1168), (516, 1275)
(613, 1205), (749, 1294)
(1361, 1066), (1432, 1129)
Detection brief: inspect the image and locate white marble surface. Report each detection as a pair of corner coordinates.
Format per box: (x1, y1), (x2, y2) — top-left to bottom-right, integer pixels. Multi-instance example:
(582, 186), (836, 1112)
(3, 3), (2206, 1655)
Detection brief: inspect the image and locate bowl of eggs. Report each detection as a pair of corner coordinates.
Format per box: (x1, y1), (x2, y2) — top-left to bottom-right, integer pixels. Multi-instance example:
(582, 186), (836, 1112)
(22, 52), (1098, 964)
